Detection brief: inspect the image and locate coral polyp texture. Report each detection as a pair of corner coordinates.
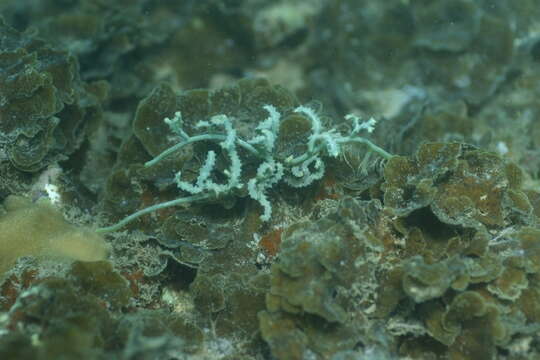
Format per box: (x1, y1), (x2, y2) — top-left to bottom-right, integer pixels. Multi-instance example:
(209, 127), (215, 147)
(1, 1), (540, 359)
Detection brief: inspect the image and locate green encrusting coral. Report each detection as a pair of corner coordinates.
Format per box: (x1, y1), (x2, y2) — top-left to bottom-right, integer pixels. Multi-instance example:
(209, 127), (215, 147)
(258, 143), (540, 359)
(2, 77), (538, 358)
(0, 17), (104, 174)
(0, 261), (204, 359)
(1, 0), (540, 358)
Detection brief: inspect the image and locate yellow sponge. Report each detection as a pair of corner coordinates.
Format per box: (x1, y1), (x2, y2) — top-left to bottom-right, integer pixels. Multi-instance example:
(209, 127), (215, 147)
(0, 196), (109, 276)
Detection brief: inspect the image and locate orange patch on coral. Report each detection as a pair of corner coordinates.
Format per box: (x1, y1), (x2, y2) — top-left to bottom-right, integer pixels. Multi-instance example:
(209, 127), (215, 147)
(259, 228), (283, 257)
(0, 269), (38, 311)
(121, 269), (145, 297)
(140, 188), (176, 223)
(314, 172), (340, 201)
